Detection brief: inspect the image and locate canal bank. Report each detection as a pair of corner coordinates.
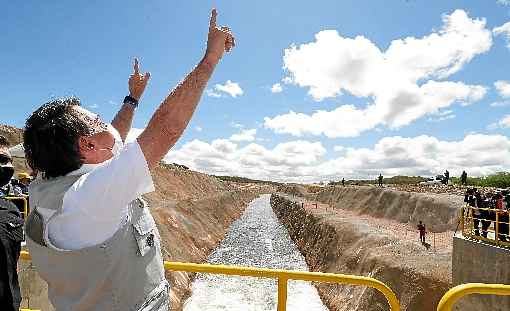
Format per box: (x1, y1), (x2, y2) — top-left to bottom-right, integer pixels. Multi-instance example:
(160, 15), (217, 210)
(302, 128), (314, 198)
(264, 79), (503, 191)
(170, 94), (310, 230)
(271, 193), (451, 311)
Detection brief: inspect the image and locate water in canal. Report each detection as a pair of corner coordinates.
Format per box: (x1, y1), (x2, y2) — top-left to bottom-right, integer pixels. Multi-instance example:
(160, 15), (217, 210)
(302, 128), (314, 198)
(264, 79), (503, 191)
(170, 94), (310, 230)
(183, 194), (328, 311)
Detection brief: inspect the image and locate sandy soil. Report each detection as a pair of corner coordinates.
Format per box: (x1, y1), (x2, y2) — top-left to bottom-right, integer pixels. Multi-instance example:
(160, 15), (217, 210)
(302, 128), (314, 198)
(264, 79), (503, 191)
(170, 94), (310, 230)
(308, 186), (462, 232)
(300, 199), (454, 253)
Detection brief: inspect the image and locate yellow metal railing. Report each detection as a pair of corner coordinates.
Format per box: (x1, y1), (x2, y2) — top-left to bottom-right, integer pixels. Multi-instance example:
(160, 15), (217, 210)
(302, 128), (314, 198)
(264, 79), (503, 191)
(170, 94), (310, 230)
(437, 283), (510, 311)
(460, 205), (510, 247)
(5, 196), (29, 218)
(19, 251), (400, 311)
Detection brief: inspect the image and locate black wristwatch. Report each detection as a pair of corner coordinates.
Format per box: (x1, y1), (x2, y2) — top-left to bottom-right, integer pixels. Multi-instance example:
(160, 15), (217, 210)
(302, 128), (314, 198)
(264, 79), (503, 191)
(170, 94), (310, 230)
(123, 95), (139, 108)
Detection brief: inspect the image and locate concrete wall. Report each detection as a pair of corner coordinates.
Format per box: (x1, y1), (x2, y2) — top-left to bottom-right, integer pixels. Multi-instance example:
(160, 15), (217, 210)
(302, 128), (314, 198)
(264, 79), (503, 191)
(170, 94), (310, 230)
(453, 235), (510, 311)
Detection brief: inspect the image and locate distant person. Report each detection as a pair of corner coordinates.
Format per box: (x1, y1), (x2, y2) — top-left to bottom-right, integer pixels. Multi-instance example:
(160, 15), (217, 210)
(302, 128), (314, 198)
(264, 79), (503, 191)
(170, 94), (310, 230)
(476, 190), (493, 239)
(443, 170), (450, 185)
(495, 192), (508, 242)
(23, 10), (235, 311)
(0, 135), (23, 311)
(378, 174), (383, 187)
(460, 171), (467, 186)
(465, 188), (480, 236)
(0, 137), (14, 197)
(417, 221), (426, 243)
(341, 178), (345, 186)
(12, 172), (31, 196)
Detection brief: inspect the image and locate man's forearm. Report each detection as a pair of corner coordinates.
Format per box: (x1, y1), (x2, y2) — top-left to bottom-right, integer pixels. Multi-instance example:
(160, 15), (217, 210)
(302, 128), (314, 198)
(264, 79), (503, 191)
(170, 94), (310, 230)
(111, 104), (135, 142)
(137, 56), (217, 168)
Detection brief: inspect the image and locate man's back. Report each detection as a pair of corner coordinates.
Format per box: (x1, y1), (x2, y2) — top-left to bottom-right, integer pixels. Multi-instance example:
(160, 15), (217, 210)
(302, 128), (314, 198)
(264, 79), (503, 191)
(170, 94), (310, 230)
(0, 198), (24, 311)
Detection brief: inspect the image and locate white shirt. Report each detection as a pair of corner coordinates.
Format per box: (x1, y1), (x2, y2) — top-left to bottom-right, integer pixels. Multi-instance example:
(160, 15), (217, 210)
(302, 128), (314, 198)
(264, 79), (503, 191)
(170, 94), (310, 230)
(39, 141), (155, 250)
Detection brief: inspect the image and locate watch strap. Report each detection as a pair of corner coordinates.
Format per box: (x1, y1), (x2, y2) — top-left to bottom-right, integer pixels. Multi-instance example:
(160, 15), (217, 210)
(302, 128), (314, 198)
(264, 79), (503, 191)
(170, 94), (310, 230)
(123, 95), (139, 108)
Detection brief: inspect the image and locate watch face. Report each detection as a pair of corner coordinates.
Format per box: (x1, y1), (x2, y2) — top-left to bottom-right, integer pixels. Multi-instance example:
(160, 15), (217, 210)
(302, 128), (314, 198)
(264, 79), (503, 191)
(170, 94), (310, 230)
(124, 96), (138, 107)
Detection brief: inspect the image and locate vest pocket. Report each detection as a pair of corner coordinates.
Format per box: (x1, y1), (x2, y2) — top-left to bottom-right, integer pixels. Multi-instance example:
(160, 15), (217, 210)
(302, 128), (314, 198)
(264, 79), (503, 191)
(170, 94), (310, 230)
(132, 213), (157, 256)
(137, 280), (169, 311)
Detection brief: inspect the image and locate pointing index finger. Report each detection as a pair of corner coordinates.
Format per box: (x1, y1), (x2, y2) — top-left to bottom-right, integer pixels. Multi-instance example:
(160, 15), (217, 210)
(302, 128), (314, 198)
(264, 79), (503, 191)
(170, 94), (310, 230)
(134, 58), (140, 75)
(209, 8), (217, 30)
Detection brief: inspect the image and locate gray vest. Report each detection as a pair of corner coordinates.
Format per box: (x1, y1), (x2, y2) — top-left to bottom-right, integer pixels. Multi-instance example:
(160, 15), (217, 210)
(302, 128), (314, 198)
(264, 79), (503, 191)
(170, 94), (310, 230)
(25, 175), (169, 311)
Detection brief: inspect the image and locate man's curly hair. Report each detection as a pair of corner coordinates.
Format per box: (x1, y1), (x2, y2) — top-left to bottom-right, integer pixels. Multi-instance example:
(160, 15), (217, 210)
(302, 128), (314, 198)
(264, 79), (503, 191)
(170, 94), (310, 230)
(24, 97), (92, 178)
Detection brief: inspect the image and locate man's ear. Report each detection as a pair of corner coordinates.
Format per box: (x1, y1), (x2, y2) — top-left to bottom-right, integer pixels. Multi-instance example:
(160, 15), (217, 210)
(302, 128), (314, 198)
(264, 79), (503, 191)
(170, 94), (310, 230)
(78, 136), (94, 158)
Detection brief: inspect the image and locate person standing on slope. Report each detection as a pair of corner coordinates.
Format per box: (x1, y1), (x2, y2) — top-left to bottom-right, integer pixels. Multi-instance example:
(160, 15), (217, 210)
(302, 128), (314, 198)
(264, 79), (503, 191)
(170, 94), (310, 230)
(23, 9), (234, 311)
(417, 221), (426, 244)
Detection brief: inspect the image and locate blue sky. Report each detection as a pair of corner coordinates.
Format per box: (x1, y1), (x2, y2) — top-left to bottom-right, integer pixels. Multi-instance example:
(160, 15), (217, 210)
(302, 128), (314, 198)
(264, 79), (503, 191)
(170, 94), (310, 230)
(3, 1), (510, 182)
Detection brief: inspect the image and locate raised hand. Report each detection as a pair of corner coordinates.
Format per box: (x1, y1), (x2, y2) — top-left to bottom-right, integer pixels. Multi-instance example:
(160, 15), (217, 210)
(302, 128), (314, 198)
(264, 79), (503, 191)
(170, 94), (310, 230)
(128, 58), (151, 101)
(205, 8), (236, 65)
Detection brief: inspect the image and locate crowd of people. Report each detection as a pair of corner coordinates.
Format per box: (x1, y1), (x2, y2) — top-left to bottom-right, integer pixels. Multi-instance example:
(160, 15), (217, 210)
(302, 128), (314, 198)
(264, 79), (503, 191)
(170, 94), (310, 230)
(464, 187), (510, 242)
(0, 135), (25, 310)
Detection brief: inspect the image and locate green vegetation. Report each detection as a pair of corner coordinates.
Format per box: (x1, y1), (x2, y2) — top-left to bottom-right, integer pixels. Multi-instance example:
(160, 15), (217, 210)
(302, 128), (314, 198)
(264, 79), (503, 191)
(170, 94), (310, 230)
(451, 172), (510, 188)
(329, 175), (427, 186)
(159, 162), (190, 170)
(214, 175), (283, 186)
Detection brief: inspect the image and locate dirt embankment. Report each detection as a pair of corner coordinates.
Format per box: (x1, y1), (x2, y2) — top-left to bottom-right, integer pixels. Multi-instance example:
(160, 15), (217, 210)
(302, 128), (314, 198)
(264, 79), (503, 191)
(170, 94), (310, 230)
(20, 164), (258, 310)
(144, 165), (260, 310)
(314, 186), (461, 232)
(0, 124), (30, 173)
(271, 194), (452, 311)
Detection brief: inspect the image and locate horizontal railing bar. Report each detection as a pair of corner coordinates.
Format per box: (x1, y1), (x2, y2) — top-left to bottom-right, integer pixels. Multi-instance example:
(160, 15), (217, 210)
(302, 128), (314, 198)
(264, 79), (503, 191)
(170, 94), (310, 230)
(19, 251), (400, 310)
(437, 283), (510, 311)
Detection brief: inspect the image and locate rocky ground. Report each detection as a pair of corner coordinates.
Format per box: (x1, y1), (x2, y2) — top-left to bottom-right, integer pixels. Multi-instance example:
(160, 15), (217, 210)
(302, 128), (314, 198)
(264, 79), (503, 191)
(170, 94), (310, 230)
(388, 183), (506, 196)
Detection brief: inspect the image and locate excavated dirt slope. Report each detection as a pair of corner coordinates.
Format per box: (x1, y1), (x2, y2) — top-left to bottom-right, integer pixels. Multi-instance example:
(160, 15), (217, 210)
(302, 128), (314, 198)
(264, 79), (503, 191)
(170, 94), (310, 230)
(0, 124), (30, 173)
(313, 186), (462, 232)
(271, 192), (453, 311)
(19, 164), (258, 311)
(144, 165), (259, 310)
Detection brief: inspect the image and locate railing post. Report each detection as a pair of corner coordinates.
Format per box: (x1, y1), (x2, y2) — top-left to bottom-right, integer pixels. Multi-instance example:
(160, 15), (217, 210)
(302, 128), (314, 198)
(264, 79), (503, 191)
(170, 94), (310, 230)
(277, 277), (288, 311)
(459, 206), (464, 235)
(496, 212), (499, 244)
(469, 207), (473, 236)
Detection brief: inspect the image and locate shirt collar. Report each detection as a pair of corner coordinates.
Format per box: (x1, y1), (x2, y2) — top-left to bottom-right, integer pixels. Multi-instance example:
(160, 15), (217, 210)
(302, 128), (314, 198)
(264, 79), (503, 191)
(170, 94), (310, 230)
(66, 163), (99, 176)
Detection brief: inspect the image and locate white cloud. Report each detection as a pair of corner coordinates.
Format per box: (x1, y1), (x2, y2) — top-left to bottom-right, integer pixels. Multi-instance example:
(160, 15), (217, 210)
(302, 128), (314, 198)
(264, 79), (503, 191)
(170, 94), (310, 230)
(489, 115), (510, 129)
(282, 77), (293, 84)
(501, 115), (510, 128)
(428, 109), (456, 122)
(265, 10), (490, 138)
(271, 83), (283, 93)
(195, 126), (203, 132)
(230, 129), (257, 142)
(165, 139), (327, 181)
(495, 80), (510, 98)
(494, 21), (510, 49)
(491, 100), (510, 107)
(164, 134), (510, 182)
(230, 122), (244, 129)
(206, 89), (222, 98)
(315, 134), (510, 180)
(213, 80), (243, 98)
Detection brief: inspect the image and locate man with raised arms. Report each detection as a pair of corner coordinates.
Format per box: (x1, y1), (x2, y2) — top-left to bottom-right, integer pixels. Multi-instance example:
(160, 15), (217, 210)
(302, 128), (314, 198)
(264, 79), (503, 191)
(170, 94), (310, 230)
(23, 9), (234, 310)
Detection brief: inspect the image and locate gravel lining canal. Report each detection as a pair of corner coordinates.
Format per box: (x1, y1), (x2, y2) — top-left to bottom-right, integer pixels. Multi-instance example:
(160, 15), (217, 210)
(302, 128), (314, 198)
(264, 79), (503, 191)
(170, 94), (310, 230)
(183, 194), (328, 311)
